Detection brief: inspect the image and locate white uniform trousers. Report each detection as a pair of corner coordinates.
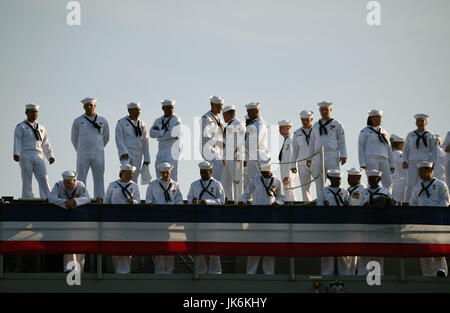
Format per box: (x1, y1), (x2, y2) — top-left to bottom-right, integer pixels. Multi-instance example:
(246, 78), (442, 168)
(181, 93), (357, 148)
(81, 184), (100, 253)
(321, 256), (357, 275)
(198, 255), (221, 274)
(298, 163), (312, 202)
(357, 257), (384, 276)
(19, 155), (50, 198)
(77, 153), (105, 198)
(64, 254), (85, 273)
(247, 256), (275, 275)
(211, 160), (224, 185)
(420, 257), (448, 276)
(152, 255), (174, 274)
(244, 160), (261, 202)
(446, 158), (450, 190)
(155, 146), (179, 181)
(365, 156), (392, 192)
(405, 160), (420, 202)
(224, 160), (244, 201)
(112, 256), (132, 274)
(311, 155), (340, 196)
(282, 173), (297, 202)
(123, 151), (142, 183)
(392, 179), (407, 203)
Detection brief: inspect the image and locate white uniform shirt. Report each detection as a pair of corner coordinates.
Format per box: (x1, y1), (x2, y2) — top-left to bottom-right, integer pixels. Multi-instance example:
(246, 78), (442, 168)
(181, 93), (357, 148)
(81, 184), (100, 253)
(291, 126), (313, 167)
(145, 178), (183, 204)
(71, 114), (110, 156)
(434, 146), (447, 182)
(317, 186), (350, 206)
(392, 150), (408, 181)
(409, 178), (449, 207)
(103, 180), (141, 204)
(404, 130), (437, 163)
(245, 117), (270, 161)
(201, 111), (224, 160)
(241, 175), (284, 205)
(358, 126), (394, 167)
(150, 114), (182, 150)
(361, 186), (392, 205)
(308, 118), (347, 159)
(279, 134), (294, 179)
(14, 120), (54, 159)
(115, 116), (150, 162)
(187, 178), (225, 205)
(223, 117), (246, 161)
(347, 183), (366, 206)
(49, 180), (90, 209)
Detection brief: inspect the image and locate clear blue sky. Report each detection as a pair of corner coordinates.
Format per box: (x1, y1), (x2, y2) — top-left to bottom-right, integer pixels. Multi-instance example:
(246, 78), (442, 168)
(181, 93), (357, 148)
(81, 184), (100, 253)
(1, 0), (449, 199)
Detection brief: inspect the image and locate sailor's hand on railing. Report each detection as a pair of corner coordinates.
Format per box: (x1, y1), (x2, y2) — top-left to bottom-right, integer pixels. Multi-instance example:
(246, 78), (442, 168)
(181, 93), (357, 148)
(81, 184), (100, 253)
(339, 157), (347, 165)
(306, 160), (312, 167)
(323, 200), (329, 206)
(147, 202), (154, 206)
(343, 201), (349, 206)
(199, 200), (207, 205)
(127, 198), (135, 204)
(272, 202), (281, 207)
(238, 201), (246, 207)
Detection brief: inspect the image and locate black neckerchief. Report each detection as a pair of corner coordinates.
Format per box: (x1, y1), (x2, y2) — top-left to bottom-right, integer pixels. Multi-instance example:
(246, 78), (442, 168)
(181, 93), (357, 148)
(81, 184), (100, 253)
(161, 116), (173, 133)
(319, 118), (334, 136)
(329, 187), (343, 206)
(348, 184), (361, 196)
(159, 181), (173, 202)
(116, 181), (132, 200)
(301, 128), (312, 146)
(278, 136), (288, 162)
(245, 118), (256, 140)
(418, 179), (436, 198)
(209, 112), (224, 133)
(414, 131), (429, 149)
(199, 179), (216, 200)
(126, 118), (142, 137)
(64, 188), (77, 200)
(25, 122), (42, 141)
(84, 115), (101, 133)
(260, 176), (275, 198)
(368, 187), (382, 204)
(369, 127), (388, 145)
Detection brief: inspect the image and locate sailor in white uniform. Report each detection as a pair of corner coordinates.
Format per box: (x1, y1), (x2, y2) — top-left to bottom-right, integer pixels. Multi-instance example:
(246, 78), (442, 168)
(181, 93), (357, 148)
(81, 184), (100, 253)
(409, 161), (449, 277)
(443, 131), (450, 188)
(357, 170), (392, 276)
(201, 96), (225, 184)
(403, 114), (437, 201)
(150, 99), (182, 181)
(307, 101), (347, 196)
(14, 103), (55, 198)
(222, 105), (246, 201)
(390, 134), (408, 203)
(317, 169), (354, 276)
(291, 110), (314, 202)
(48, 170), (90, 272)
(278, 120), (296, 202)
(187, 161), (225, 274)
(358, 110), (394, 191)
(71, 97), (110, 200)
(347, 167), (366, 206)
(146, 162), (183, 274)
(103, 164), (141, 274)
(239, 159), (284, 275)
(434, 135), (447, 183)
(115, 102), (151, 183)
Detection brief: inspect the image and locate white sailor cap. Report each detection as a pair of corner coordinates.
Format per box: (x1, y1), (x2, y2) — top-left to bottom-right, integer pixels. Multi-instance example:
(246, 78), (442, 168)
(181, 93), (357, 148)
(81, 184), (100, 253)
(199, 161), (213, 170)
(210, 96), (224, 104)
(120, 164), (136, 172)
(278, 120), (292, 127)
(327, 169), (342, 178)
(299, 110), (314, 118)
(157, 162), (173, 172)
(317, 101), (333, 108)
(416, 161), (433, 168)
(347, 167), (363, 176)
(367, 169), (382, 177)
(368, 109), (383, 117)
(62, 170), (77, 180)
(258, 159), (272, 171)
(390, 134), (405, 143)
(414, 113), (429, 120)
(127, 102), (141, 109)
(81, 97), (97, 105)
(245, 102), (260, 110)
(25, 103), (39, 110)
(222, 105), (235, 113)
(161, 99), (175, 107)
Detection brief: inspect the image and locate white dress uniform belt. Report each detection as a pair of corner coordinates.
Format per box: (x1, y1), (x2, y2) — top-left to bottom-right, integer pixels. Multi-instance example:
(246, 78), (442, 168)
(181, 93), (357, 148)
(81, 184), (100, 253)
(84, 115), (101, 133)
(301, 128), (311, 146)
(260, 176), (275, 197)
(116, 182), (132, 200)
(126, 118), (142, 137)
(414, 131), (429, 149)
(319, 118), (334, 136)
(25, 122), (42, 141)
(369, 127), (388, 145)
(418, 179), (436, 198)
(329, 188), (344, 206)
(199, 180), (216, 200)
(159, 181), (173, 202)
